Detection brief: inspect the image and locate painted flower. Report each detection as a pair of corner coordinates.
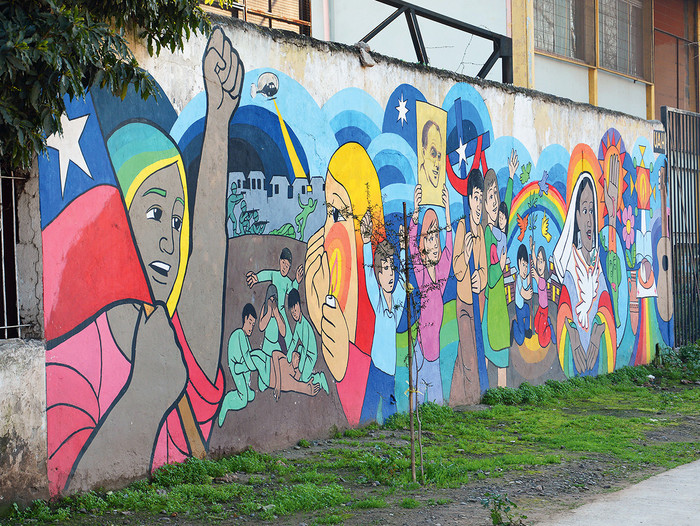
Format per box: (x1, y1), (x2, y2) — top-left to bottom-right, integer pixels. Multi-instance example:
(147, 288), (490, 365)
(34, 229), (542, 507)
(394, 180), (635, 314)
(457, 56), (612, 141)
(621, 205), (635, 249)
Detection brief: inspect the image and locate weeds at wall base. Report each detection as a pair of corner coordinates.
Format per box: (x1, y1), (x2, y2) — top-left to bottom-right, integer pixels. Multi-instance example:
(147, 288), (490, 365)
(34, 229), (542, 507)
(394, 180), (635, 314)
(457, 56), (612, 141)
(5, 347), (700, 525)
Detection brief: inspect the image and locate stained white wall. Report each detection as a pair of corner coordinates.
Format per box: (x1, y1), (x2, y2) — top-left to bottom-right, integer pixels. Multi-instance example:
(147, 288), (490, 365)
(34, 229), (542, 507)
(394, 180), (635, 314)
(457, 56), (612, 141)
(534, 54), (590, 105)
(597, 70), (648, 119)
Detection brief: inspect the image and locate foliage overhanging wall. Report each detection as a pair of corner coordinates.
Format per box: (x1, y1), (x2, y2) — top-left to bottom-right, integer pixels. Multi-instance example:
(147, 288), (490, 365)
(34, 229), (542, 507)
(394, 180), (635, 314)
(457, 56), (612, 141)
(38, 23), (672, 495)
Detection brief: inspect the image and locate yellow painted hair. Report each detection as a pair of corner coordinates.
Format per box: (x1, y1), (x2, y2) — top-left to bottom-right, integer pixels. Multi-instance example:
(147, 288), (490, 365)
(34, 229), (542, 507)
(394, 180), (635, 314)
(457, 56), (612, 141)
(327, 142), (385, 244)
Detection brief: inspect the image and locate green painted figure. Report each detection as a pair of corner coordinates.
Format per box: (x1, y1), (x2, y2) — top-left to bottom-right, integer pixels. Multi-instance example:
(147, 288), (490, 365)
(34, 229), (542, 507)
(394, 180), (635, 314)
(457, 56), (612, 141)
(246, 248), (304, 348)
(295, 194), (318, 240)
(287, 289), (328, 393)
(218, 304), (258, 426)
(227, 182), (245, 236)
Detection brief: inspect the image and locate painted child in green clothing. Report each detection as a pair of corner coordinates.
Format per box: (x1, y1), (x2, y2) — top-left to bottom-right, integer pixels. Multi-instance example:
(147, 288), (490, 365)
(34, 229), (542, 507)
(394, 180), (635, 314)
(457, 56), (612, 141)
(287, 289), (328, 394)
(246, 247), (304, 349)
(218, 303), (258, 426)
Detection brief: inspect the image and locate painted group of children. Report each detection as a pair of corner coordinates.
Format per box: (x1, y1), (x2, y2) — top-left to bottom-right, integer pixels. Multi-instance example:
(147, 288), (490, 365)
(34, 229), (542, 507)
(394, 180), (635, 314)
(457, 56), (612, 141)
(218, 248), (328, 426)
(512, 239), (555, 349)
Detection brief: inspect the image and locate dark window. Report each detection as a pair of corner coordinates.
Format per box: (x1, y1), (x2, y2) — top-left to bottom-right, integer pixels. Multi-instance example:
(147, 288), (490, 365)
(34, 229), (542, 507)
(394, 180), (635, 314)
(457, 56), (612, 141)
(275, 184), (279, 195)
(599, 0), (647, 78)
(535, 0), (595, 64)
(0, 170), (24, 338)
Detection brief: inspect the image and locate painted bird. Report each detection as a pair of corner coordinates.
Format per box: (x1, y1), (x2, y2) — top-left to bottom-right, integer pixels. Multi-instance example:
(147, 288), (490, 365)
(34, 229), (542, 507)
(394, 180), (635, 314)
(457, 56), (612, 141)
(516, 213), (529, 241)
(541, 213), (552, 243)
(539, 170), (550, 196)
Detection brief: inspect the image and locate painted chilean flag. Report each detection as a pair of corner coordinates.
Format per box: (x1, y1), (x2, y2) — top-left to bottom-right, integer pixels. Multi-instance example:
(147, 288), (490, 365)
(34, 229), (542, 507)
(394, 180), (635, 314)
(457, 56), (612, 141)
(38, 94), (150, 344)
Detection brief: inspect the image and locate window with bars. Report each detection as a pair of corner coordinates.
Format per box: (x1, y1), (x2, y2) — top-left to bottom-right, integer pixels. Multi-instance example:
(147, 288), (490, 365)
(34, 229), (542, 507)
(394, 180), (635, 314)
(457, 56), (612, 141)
(534, 0), (651, 80)
(599, 0), (646, 78)
(202, 1), (311, 36)
(534, 0), (595, 64)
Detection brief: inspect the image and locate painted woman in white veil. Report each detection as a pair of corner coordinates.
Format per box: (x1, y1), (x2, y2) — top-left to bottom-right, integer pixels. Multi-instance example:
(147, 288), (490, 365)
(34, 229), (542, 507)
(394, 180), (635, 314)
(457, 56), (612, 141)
(553, 172), (616, 377)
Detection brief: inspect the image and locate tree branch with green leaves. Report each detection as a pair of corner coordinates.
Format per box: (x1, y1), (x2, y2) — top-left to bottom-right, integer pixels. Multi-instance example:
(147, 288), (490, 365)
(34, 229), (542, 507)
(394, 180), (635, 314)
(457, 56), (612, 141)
(0, 0), (217, 169)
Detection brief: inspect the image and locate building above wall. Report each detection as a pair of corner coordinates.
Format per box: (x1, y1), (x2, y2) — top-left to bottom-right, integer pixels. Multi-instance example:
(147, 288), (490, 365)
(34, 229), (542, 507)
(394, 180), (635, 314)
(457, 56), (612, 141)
(307, 0), (700, 120)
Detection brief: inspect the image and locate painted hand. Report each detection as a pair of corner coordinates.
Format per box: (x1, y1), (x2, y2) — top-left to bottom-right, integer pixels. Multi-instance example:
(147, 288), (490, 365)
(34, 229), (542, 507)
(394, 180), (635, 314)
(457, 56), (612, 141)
(246, 271), (258, 288)
(508, 148), (519, 179)
(360, 210), (372, 245)
(296, 264), (304, 284)
(605, 153), (620, 222)
(567, 322), (586, 374)
(412, 184), (422, 223)
(587, 322), (605, 371)
(471, 270), (480, 294)
(399, 224), (406, 251)
(304, 228), (329, 332)
(131, 305), (187, 406)
(464, 231), (474, 261)
(321, 301), (350, 382)
(442, 184), (451, 228)
(203, 27), (244, 120)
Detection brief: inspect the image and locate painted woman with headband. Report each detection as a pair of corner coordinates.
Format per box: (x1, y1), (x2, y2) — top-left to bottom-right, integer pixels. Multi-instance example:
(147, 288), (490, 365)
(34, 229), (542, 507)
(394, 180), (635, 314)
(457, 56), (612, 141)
(45, 28), (243, 495)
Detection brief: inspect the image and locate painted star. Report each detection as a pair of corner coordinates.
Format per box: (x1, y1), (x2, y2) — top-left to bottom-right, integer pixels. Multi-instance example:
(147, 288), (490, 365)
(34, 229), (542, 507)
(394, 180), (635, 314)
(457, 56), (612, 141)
(46, 113), (92, 197)
(395, 94), (409, 126)
(455, 137), (468, 168)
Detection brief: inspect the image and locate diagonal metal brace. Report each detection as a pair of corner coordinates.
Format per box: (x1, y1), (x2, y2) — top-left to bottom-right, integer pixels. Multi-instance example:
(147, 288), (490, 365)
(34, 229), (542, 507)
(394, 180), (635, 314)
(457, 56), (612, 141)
(405, 8), (428, 65)
(359, 0), (513, 82)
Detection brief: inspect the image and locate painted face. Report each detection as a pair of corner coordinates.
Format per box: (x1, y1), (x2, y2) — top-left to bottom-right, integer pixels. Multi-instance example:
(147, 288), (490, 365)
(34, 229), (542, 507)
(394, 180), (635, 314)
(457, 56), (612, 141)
(242, 314), (256, 337)
(128, 163), (184, 304)
(575, 184), (595, 255)
(518, 257), (528, 278)
(377, 257), (394, 294)
(423, 125), (442, 188)
(537, 251), (546, 277)
(422, 227), (441, 267)
(498, 210), (507, 232)
(486, 182), (499, 225)
(290, 302), (301, 322)
(280, 258), (290, 277)
(469, 187), (483, 225)
(323, 173), (359, 340)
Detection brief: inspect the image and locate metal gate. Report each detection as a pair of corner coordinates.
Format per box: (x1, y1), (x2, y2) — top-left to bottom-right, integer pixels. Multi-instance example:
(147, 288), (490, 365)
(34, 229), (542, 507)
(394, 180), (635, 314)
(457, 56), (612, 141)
(662, 107), (700, 346)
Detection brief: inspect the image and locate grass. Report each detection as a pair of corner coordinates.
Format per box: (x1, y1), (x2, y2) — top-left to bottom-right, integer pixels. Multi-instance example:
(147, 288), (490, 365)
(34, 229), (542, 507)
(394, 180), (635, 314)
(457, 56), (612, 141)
(6, 343), (700, 525)
(399, 497), (421, 509)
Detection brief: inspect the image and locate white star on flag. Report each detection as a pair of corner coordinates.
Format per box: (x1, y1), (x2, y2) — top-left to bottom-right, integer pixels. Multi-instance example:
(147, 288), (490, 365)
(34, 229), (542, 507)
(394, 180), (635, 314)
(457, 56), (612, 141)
(455, 137), (468, 168)
(395, 94), (409, 126)
(46, 113), (92, 197)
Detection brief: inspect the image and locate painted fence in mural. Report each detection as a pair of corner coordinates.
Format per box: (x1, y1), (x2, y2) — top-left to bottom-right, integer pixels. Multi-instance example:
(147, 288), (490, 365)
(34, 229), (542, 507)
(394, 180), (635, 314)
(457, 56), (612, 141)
(38, 28), (673, 495)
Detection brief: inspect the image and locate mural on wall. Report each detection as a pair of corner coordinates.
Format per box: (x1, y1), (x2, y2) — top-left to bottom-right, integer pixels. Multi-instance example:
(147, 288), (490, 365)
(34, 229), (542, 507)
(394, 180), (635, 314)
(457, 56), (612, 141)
(39, 26), (673, 496)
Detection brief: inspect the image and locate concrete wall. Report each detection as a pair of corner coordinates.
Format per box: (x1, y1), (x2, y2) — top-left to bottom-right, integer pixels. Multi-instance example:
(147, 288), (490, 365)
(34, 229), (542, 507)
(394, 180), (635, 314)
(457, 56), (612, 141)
(533, 56), (648, 119)
(0, 339), (47, 507)
(4, 16), (673, 501)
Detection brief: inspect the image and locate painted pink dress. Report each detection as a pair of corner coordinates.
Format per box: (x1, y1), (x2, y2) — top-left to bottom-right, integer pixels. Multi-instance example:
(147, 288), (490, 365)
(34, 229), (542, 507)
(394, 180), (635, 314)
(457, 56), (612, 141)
(409, 218), (453, 362)
(46, 311), (224, 496)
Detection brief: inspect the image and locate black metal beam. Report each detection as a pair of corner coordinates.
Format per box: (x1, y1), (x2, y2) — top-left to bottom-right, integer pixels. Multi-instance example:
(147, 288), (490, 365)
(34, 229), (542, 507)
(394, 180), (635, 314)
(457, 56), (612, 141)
(360, 5), (408, 43)
(477, 42), (502, 79)
(373, 0), (510, 45)
(358, 0), (513, 83)
(405, 8), (429, 65)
